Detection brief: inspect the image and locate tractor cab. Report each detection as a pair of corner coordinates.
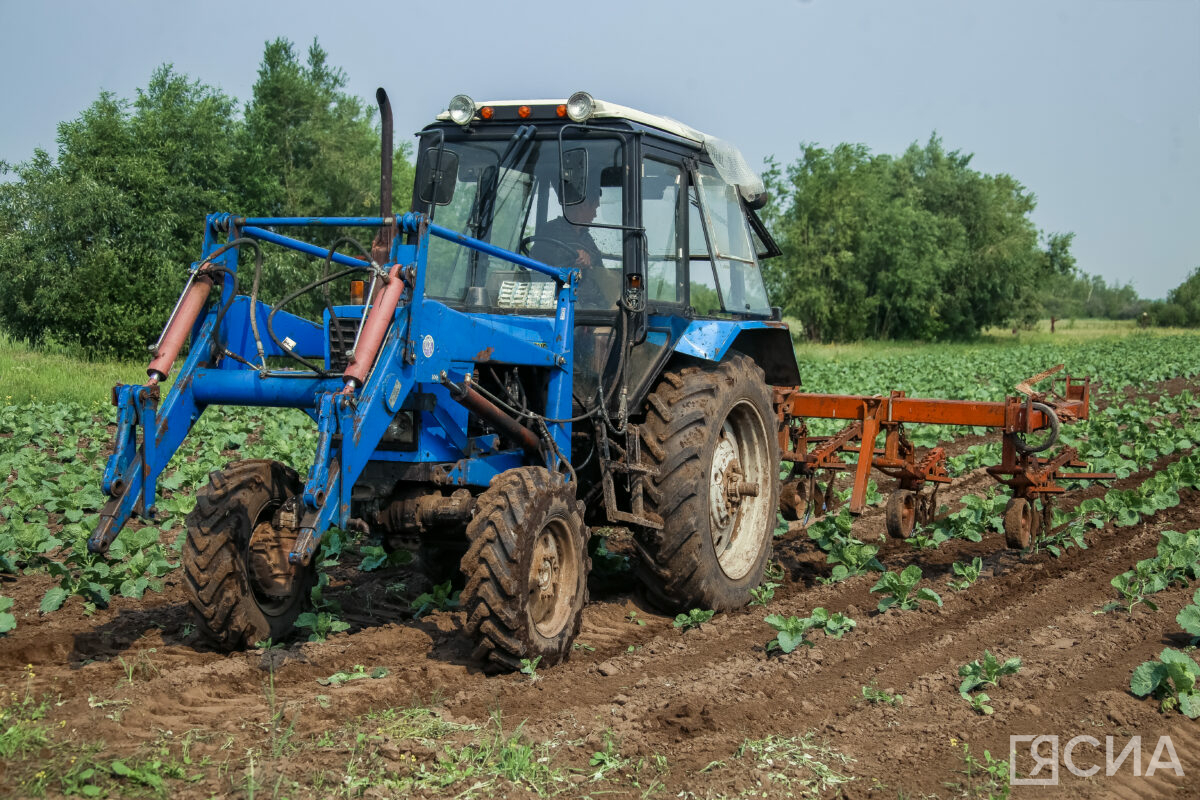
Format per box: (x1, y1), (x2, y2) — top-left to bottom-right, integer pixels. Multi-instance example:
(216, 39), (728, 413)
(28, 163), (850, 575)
(411, 92), (785, 410)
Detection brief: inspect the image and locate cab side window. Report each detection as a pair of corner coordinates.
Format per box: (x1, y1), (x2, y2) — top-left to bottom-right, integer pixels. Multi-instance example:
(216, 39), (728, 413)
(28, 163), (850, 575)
(641, 157), (683, 304)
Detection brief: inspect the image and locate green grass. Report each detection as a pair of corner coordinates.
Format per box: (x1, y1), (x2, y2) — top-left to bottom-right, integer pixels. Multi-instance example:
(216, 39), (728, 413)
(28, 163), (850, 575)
(0, 333), (148, 406)
(791, 317), (1195, 362)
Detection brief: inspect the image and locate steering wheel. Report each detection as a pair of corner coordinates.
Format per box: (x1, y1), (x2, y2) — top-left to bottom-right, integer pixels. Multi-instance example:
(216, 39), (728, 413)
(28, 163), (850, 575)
(520, 235), (582, 265)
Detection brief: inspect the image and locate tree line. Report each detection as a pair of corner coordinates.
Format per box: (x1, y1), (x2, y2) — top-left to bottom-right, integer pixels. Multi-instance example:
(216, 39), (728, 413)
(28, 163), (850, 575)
(0, 39), (1191, 358)
(0, 38), (413, 358)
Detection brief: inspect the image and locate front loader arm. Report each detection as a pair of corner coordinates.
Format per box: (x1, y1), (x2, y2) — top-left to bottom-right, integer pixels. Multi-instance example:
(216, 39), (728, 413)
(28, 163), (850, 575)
(88, 315), (212, 554)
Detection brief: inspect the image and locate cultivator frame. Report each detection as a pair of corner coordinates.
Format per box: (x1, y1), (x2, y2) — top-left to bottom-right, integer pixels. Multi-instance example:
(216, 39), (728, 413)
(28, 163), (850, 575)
(774, 369), (1114, 547)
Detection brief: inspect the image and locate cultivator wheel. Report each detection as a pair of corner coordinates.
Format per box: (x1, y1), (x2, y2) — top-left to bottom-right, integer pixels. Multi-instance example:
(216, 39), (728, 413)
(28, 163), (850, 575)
(459, 467), (589, 671)
(1003, 496), (1037, 550)
(885, 490), (918, 538)
(637, 354), (780, 611)
(183, 460), (314, 650)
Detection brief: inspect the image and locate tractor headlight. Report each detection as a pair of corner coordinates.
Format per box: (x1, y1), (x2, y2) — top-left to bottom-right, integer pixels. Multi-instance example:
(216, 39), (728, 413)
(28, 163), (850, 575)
(566, 91), (594, 122)
(448, 94), (475, 126)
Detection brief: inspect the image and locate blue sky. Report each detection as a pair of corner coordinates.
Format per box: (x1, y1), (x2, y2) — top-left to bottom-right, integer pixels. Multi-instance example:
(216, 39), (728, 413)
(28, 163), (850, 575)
(1, 0), (1196, 298)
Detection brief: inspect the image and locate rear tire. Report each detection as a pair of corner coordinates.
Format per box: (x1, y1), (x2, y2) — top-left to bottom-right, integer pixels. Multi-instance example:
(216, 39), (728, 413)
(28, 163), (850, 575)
(183, 460), (313, 650)
(637, 354), (780, 611)
(459, 467), (589, 671)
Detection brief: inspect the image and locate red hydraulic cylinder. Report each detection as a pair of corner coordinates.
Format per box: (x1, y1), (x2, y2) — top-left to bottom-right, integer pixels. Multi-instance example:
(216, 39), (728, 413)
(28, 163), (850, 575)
(147, 273), (214, 383)
(342, 264), (405, 389)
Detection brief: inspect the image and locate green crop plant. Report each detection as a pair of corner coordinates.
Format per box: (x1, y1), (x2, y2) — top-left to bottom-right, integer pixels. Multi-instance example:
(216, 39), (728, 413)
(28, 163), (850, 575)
(1131, 648), (1200, 717)
(958, 651), (1021, 714)
(808, 510), (885, 583)
(1177, 589), (1200, 643)
(870, 565), (942, 612)
(749, 581), (780, 607)
(764, 608), (855, 653)
(949, 557), (983, 591)
(411, 580), (459, 618)
(860, 683), (903, 706)
(0, 595), (14, 633)
(963, 692), (995, 716)
(906, 527), (950, 551)
(673, 608), (715, 631)
(519, 656), (541, 682)
(317, 665), (388, 686)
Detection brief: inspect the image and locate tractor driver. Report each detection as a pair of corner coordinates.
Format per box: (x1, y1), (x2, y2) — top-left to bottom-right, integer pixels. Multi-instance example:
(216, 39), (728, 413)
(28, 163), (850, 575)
(532, 178), (604, 269)
(532, 178), (620, 308)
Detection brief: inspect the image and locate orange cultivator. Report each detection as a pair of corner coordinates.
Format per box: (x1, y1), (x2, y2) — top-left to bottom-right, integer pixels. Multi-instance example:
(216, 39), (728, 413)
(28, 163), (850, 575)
(774, 366), (1114, 548)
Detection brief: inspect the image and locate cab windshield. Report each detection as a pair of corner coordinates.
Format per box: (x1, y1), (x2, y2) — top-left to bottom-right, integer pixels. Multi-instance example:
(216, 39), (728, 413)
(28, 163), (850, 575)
(418, 133), (625, 312)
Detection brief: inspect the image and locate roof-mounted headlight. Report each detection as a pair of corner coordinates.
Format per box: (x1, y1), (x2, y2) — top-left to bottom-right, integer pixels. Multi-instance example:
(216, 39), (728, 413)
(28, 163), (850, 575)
(566, 91), (594, 122)
(448, 94), (475, 126)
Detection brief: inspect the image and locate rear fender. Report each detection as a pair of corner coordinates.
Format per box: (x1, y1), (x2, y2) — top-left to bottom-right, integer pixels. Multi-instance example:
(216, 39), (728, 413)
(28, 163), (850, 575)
(671, 319), (800, 386)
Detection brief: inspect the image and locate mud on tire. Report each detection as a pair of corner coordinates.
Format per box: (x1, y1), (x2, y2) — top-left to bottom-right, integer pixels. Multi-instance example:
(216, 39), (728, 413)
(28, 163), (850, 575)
(183, 460), (314, 650)
(459, 467), (589, 671)
(637, 353), (781, 611)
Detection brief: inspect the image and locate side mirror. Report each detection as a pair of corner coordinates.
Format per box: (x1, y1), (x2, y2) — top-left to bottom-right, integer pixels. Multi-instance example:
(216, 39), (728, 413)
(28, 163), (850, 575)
(561, 148), (588, 206)
(417, 147), (459, 206)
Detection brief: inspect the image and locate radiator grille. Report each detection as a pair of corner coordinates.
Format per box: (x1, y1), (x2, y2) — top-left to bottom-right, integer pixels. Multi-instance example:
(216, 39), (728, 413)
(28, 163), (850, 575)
(326, 316), (360, 372)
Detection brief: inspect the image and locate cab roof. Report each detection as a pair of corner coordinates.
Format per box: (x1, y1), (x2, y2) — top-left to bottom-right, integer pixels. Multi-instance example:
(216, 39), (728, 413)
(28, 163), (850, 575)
(435, 97), (707, 145)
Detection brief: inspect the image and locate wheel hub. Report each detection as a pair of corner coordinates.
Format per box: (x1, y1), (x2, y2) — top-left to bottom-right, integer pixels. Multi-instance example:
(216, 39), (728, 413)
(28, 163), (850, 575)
(248, 521), (299, 599)
(709, 424), (741, 537)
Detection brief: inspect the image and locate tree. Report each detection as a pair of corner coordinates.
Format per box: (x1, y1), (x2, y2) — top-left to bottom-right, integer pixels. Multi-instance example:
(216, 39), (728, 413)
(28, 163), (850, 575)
(0, 39), (415, 357)
(0, 68), (239, 356)
(763, 135), (1077, 341)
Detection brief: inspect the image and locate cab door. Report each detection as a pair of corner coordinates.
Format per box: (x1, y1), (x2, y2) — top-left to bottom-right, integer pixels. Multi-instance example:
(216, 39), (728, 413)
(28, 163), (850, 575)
(623, 146), (687, 407)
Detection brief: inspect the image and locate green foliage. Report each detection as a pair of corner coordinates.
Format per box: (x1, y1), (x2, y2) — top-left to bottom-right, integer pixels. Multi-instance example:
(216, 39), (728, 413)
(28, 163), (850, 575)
(764, 608), (855, 653)
(518, 656), (541, 682)
(1131, 648), (1200, 718)
(295, 611), (349, 642)
(860, 683), (903, 706)
(358, 544), (412, 572)
(1177, 589), (1200, 642)
(317, 664), (388, 686)
(870, 565), (942, 612)
(763, 136), (1073, 341)
(945, 740), (1011, 799)
(749, 581), (780, 607)
(411, 580), (460, 618)
(1104, 527), (1200, 614)
(673, 608), (715, 631)
(0, 595), (14, 633)
(0, 38), (414, 357)
(807, 509), (884, 582)
(950, 557), (983, 591)
(1147, 267), (1200, 328)
(958, 651), (1022, 711)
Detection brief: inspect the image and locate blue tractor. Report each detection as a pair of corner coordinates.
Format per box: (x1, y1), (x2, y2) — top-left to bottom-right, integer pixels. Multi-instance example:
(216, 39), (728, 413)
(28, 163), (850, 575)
(90, 90), (801, 669)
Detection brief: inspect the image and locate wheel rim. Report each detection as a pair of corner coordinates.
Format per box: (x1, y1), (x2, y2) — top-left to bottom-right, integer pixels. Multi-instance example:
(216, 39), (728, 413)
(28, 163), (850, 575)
(528, 518), (579, 638)
(708, 399), (772, 580)
(246, 501), (301, 617)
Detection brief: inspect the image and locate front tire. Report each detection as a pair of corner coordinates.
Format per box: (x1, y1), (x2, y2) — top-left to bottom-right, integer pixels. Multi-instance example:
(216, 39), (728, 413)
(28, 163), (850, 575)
(637, 354), (780, 611)
(459, 467), (590, 670)
(183, 460), (314, 650)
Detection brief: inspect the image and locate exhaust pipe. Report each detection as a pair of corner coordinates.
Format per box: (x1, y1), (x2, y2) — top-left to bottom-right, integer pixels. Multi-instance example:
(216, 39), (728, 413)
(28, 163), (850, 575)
(377, 87), (393, 219)
(370, 87), (395, 272)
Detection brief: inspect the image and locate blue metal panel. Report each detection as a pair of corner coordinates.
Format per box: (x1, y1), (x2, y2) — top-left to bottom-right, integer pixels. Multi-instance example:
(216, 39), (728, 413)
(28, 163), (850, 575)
(671, 319), (779, 362)
(190, 370), (343, 408)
